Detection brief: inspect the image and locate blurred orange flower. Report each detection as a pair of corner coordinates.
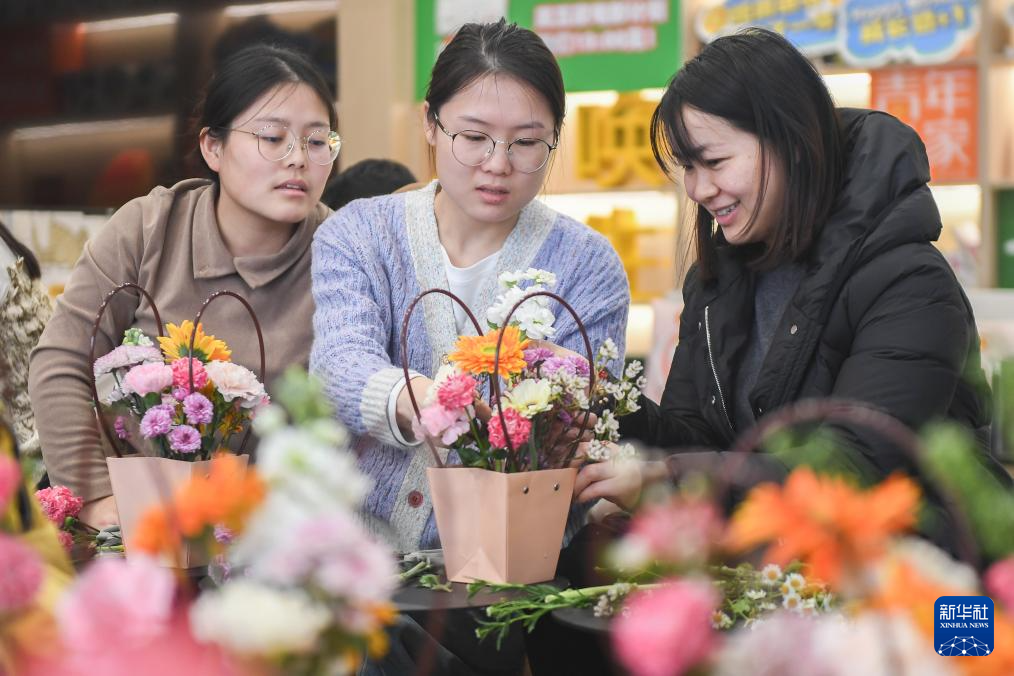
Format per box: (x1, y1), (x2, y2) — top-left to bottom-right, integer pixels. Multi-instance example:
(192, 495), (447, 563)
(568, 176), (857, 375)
(448, 326), (529, 377)
(727, 468), (920, 587)
(134, 454), (265, 557)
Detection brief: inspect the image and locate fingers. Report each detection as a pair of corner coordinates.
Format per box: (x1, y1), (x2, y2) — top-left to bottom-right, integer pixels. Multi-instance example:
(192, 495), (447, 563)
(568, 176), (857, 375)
(572, 461), (609, 499)
(473, 400), (492, 422)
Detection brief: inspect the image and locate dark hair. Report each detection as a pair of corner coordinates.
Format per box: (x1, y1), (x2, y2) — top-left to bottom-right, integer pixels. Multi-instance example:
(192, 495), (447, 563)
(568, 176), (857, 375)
(425, 19), (565, 137)
(321, 159), (417, 210)
(0, 220), (41, 280)
(192, 43), (337, 180)
(650, 28), (845, 281)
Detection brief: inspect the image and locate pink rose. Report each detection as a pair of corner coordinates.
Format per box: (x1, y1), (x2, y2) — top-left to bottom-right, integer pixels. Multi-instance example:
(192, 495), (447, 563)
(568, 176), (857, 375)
(612, 579), (719, 676)
(171, 358), (208, 392)
(0, 533), (43, 613)
(0, 454), (20, 512)
(985, 557), (1014, 611)
(437, 373), (477, 410)
(123, 362), (174, 397)
(487, 407), (532, 449)
(35, 485), (84, 525)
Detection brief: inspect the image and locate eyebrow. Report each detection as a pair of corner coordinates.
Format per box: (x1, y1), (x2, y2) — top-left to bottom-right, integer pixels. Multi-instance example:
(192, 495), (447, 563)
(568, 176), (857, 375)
(253, 116), (330, 128)
(457, 115), (547, 132)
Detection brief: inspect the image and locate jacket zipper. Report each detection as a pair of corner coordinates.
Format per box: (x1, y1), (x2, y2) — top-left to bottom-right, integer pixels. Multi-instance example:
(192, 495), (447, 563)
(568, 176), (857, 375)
(704, 305), (735, 434)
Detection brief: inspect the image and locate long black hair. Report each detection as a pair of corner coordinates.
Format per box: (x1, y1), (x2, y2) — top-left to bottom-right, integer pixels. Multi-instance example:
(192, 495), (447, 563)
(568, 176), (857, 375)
(650, 28), (845, 281)
(425, 19), (566, 138)
(0, 221), (41, 280)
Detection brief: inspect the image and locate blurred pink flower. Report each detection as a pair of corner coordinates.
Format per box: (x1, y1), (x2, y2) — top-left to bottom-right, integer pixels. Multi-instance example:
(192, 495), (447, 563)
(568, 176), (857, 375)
(57, 530), (74, 551)
(487, 407), (532, 450)
(625, 498), (724, 566)
(0, 533), (43, 612)
(0, 454), (20, 511)
(437, 373), (477, 410)
(612, 579), (719, 676)
(171, 357), (208, 392)
(985, 557), (1014, 611)
(123, 362), (174, 397)
(35, 485), (84, 525)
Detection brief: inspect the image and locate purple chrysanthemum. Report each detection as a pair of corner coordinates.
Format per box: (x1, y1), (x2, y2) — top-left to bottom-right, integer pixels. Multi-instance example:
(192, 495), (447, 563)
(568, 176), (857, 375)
(523, 346), (554, 367)
(113, 416), (130, 440)
(139, 405), (174, 439)
(182, 392), (213, 425)
(167, 425), (202, 454)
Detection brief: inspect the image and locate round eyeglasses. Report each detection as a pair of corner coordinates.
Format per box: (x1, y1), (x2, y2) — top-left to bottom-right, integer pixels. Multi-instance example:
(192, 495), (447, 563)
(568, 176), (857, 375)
(221, 124), (342, 165)
(433, 114), (556, 174)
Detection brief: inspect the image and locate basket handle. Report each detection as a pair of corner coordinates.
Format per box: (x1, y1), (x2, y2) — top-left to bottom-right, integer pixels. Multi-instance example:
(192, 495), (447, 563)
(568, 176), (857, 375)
(400, 288), (485, 468)
(492, 290), (596, 472)
(89, 282), (165, 457)
(190, 290), (267, 454)
(714, 398), (980, 567)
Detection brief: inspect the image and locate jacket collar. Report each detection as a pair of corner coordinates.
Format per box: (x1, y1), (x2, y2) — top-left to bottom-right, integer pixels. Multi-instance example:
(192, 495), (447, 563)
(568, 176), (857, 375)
(192, 184), (326, 289)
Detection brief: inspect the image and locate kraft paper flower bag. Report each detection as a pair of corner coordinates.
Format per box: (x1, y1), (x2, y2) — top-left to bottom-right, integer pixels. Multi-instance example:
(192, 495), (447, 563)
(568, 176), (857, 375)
(402, 270), (643, 584)
(90, 283), (267, 567)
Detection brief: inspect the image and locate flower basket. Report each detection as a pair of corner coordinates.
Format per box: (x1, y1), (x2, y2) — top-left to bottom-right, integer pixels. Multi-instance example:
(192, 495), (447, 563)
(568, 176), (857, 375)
(90, 283), (267, 567)
(426, 465), (576, 584)
(402, 281), (617, 583)
(107, 454), (248, 567)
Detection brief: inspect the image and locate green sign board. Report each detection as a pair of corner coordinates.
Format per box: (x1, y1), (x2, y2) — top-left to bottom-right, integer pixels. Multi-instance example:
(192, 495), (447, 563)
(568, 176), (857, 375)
(414, 0), (682, 100)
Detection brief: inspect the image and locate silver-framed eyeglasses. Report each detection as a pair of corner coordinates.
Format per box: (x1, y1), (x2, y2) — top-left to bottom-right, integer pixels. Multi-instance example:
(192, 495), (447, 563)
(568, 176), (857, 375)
(222, 124), (342, 165)
(433, 114), (557, 174)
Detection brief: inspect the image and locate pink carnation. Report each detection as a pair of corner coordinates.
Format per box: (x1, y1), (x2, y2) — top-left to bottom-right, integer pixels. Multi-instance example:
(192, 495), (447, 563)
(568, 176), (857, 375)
(114, 416), (130, 440)
(0, 533), (43, 613)
(0, 454), (20, 512)
(985, 557), (1014, 611)
(487, 407), (532, 449)
(93, 344), (162, 378)
(182, 392), (213, 425)
(171, 358), (208, 392)
(123, 362), (173, 397)
(168, 425), (202, 454)
(140, 405), (174, 438)
(58, 530), (74, 551)
(437, 373), (477, 410)
(612, 579), (719, 676)
(35, 485), (84, 525)
(413, 403), (470, 445)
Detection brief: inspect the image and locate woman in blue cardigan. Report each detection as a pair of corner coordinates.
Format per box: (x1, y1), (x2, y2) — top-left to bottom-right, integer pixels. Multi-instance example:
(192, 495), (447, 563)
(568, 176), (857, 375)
(310, 19), (630, 556)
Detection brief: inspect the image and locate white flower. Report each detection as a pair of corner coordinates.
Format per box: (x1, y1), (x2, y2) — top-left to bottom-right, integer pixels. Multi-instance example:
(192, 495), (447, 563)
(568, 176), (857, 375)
(784, 573), (806, 592)
(745, 589), (766, 600)
(782, 592), (803, 613)
(624, 360), (644, 379)
(594, 410), (620, 440)
(760, 564), (783, 586)
(251, 404), (286, 436)
(190, 581), (330, 656)
(608, 536), (652, 571)
(712, 611), (733, 630)
(205, 360), (268, 409)
(486, 285), (556, 339)
(884, 537), (978, 593)
(613, 443), (636, 460)
(597, 338), (619, 363)
(505, 378), (554, 417)
(256, 428), (371, 513)
(585, 439), (611, 461)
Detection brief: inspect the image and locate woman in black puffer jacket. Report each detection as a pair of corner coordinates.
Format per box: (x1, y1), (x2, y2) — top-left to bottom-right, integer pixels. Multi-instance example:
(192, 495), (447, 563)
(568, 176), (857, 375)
(574, 28), (1010, 518)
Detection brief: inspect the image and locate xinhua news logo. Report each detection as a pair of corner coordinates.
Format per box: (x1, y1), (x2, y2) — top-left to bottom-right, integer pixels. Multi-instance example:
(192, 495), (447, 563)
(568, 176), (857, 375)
(935, 596), (994, 656)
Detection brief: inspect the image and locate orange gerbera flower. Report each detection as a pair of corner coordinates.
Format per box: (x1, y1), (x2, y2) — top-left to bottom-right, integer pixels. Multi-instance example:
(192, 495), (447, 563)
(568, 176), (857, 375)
(133, 454), (265, 557)
(158, 320), (231, 363)
(726, 468), (920, 588)
(448, 325), (529, 377)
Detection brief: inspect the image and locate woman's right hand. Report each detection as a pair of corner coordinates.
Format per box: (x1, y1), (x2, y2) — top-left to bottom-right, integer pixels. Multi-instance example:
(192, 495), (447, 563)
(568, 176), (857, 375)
(78, 495), (119, 529)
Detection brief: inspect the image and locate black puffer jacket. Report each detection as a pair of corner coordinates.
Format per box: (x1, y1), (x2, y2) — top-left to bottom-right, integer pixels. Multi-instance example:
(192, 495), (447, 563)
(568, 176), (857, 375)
(621, 109), (1005, 489)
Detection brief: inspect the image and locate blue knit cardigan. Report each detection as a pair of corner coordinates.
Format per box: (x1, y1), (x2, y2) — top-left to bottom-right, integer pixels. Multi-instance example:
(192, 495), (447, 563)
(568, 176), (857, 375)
(310, 181), (630, 552)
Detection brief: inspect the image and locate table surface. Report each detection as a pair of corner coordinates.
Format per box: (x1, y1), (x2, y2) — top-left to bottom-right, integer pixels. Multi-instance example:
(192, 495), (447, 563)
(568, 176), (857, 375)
(552, 606), (611, 634)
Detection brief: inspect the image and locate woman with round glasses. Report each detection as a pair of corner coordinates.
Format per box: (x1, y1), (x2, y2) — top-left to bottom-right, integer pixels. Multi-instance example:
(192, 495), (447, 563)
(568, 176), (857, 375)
(311, 19), (629, 554)
(29, 44), (338, 528)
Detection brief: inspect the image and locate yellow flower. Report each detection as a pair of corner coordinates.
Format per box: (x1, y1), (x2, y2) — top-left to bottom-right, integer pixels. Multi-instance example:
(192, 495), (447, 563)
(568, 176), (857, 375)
(448, 326), (529, 377)
(158, 321), (231, 363)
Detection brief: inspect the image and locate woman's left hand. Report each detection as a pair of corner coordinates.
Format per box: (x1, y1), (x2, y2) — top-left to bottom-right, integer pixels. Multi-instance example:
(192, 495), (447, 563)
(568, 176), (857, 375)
(572, 445), (645, 511)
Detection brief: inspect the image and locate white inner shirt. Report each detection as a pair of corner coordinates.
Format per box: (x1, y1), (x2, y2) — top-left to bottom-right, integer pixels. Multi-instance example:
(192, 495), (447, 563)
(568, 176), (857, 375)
(440, 245), (500, 333)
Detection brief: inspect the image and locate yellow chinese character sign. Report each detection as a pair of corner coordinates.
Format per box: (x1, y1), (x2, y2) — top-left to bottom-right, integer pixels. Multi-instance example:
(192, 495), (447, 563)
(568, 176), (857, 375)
(576, 93), (668, 188)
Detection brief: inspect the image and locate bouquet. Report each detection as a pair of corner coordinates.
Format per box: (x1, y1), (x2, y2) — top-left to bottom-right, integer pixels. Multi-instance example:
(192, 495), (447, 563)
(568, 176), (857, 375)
(411, 268), (643, 472)
(93, 323), (268, 461)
